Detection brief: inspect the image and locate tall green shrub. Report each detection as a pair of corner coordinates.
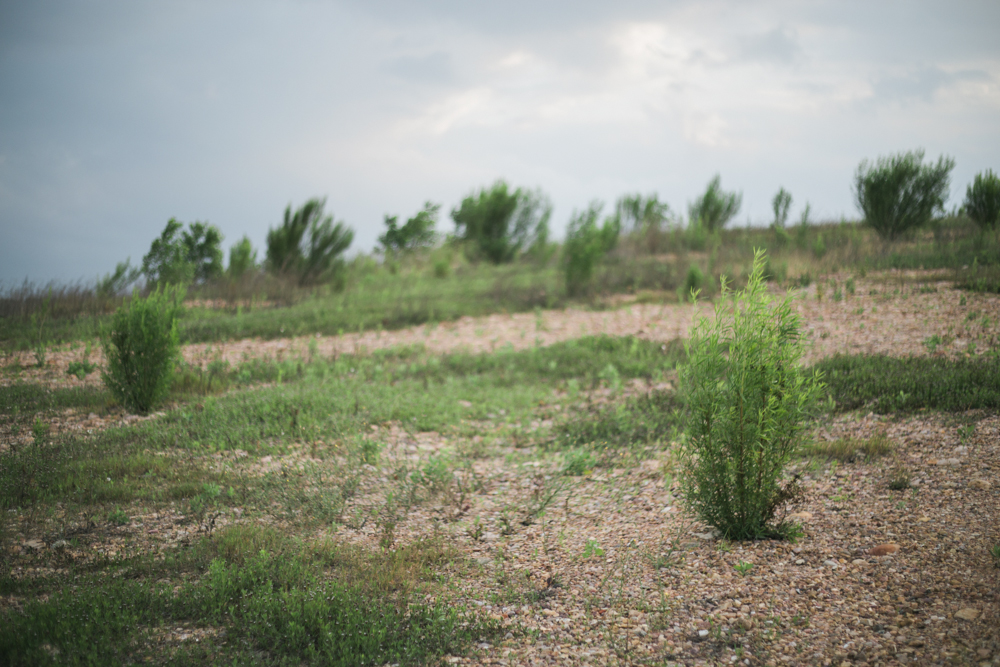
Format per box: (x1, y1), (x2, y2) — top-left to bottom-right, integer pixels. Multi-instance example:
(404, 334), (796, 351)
(854, 149), (954, 241)
(679, 250), (823, 540)
(451, 181), (551, 264)
(964, 169), (1000, 232)
(266, 198), (354, 285)
(101, 286), (184, 414)
(689, 175), (741, 233)
(562, 202), (620, 296)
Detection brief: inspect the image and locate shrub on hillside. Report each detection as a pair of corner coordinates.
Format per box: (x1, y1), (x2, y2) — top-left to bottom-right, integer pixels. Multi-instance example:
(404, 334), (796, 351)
(101, 286), (184, 414)
(379, 202), (440, 254)
(679, 251), (823, 540)
(689, 175), (742, 233)
(451, 181), (552, 264)
(964, 169), (1000, 233)
(854, 149), (954, 241)
(562, 202), (620, 296)
(142, 219), (224, 286)
(266, 198), (354, 285)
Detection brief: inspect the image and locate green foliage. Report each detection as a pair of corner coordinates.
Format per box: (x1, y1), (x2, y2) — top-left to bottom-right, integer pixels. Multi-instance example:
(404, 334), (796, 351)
(813, 353), (1000, 413)
(554, 390), (681, 451)
(772, 187), (792, 228)
(451, 181), (552, 264)
(679, 251), (823, 540)
(67, 359), (97, 380)
(734, 561), (754, 577)
(142, 218), (224, 285)
(615, 193), (671, 234)
(964, 169), (1000, 232)
(562, 202), (621, 296)
(689, 175), (742, 233)
(266, 198), (355, 285)
(0, 548), (500, 666)
(562, 449), (598, 476)
(101, 286), (184, 414)
(379, 202), (440, 254)
(681, 264), (704, 302)
(227, 235), (258, 278)
(854, 149), (955, 241)
(96, 259), (141, 298)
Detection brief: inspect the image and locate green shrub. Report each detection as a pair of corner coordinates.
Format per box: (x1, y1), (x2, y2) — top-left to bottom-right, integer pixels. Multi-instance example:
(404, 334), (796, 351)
(772, 187), (792, 228)
(679, 250), (823, 540)
(964, 169), (1000, 232)
(101, 286), (184, 414)
(854, 149), (954, 241)
(451, 181), (551, 264)
(562, 202), (620, 296)
(688, 175), (741, 233)
(680, 264), (704, 302)
(266, 198), (354, 285)
(379, 202), (440, 253)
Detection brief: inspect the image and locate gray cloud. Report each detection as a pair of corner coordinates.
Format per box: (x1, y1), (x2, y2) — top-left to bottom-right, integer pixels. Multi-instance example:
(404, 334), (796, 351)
(872, 66), (992, 104)
(381, 52), (454, 83)
(737, 26), (801, 64)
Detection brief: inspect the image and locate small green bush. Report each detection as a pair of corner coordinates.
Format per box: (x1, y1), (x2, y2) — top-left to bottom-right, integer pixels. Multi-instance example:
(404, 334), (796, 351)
(964, 169), (1000, 232)
(680, 264), (704, 302)
(101, 286), (184, 414)
(679, 250), (823, 540)
(562, 202), (620, 296)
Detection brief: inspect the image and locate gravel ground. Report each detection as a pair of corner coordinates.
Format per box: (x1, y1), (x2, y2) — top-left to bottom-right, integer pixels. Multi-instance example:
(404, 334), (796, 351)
(2, 270), (999, 666)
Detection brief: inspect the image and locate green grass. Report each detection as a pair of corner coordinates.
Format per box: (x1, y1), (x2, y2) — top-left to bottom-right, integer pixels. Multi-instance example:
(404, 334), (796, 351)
(0, 540), (501, 666)
(816, 353), (1000, 413)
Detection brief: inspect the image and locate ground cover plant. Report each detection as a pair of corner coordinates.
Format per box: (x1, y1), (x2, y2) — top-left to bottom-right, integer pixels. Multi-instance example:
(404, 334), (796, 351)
(3, 251), (1000, 665)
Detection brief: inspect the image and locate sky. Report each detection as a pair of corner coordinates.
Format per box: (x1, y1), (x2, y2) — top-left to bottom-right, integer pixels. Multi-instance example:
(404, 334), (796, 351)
(1, 0), (999, 285)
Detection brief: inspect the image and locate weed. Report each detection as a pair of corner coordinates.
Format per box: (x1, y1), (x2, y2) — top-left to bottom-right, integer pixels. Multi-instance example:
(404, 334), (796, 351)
(562, 449), (597, 476)
(990, 542), (1000, 569)
(923, 334), (943, 353)
(582, 538), (605, 559)
(107, 506), (129, 526)
(888, 467), (911, 491)
(734, 561), (754, 577)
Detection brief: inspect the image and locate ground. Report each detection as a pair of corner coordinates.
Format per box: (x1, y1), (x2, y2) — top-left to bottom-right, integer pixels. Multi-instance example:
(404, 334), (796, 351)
(1, 270), (998, 666)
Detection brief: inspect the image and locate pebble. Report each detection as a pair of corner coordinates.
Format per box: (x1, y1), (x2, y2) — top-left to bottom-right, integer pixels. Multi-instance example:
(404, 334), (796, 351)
(955, 608), (980, 621)
(968, 479), (991, 490)
(823, 559), (839, 569)
(788, 512), (813, 521)
(935, 458), (961, 466)
(852, 559), (867, 566)
(870, 543), (899, 556)
(52, 540), (69, 551)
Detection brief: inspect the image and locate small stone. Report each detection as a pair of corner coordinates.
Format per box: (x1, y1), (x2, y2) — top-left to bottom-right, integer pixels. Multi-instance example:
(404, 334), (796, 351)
(23, 539), (43, 551)
(823, 559), (839, 569)
(458, 400), (473, 408)
(968, 479), (991, 490)
(795, 559), (805, 565)
(698, 629), (709, 638)
(909, 638), (925, 647)
(788, 512), (813, 521)
(870, 543), (899, 556)
(955, 608), (980, 621)
(852, 559), (867, 566)
(936, 458), (961, 466)
(977, 649), (992, 659)
(482, 532), (500, 543)
(52, 540), (69, 551)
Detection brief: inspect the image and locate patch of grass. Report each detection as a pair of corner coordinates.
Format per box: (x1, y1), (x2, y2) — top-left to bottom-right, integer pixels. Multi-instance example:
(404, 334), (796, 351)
(815, 353), (1000, 413)
(0, 546), (501, 666)
(553, 389), (681, 453)
(801, 433), (894, 462)
(0, 383), (111, 415)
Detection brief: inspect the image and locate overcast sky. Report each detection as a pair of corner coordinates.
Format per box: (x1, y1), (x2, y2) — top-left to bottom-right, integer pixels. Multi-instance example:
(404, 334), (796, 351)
(2, 0), (999, 285)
